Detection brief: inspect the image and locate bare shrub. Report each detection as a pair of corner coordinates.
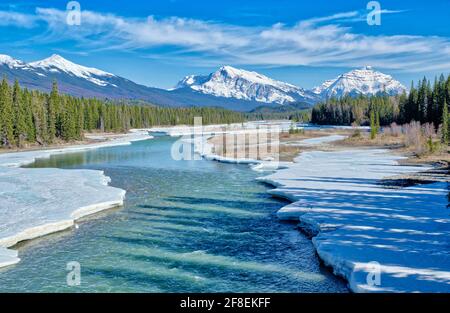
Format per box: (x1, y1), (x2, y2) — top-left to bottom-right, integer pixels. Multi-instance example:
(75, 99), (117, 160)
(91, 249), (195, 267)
(390, 122), (403, 137)
(382, 122), (403, 137)
(422, 123), (436, 139)
(404, 121), (426, 155)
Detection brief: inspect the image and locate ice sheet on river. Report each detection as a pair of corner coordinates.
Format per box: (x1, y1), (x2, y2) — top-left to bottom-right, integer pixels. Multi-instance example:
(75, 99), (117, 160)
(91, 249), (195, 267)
(0, 130), (152, 268)
(258, 149), (450, 292)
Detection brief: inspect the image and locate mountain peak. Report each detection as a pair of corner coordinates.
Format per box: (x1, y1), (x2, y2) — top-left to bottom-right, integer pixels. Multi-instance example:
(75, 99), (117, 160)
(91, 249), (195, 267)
(313, 67), (406, 99)
(48, 54), (66, 61)
(174, 65), (317, 105)
(219, 65), (236, 72)
(28, 54), (114, 86)
(31, 54), (76, 70)
(30, 54), (111, 75)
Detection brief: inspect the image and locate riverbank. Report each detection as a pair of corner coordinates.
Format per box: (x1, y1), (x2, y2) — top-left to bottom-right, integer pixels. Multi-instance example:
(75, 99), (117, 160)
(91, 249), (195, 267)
(199, 125), (450, 292)
(0, 132), (348, 292)
(0, 130), (153, 268)
(1, 123), (270, 269)
(2, 122), (449, 292)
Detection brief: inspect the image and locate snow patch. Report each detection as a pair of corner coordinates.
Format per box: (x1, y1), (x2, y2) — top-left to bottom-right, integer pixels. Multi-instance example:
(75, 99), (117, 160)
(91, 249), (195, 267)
(0, 54), (25, 69)
(258, 147), (450, 292)
(0, 130), (153, 268)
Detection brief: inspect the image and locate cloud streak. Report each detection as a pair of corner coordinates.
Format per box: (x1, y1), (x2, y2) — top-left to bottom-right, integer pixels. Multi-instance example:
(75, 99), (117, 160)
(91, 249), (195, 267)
(0, 7), (449, 72)
(0, 11), (37, 28)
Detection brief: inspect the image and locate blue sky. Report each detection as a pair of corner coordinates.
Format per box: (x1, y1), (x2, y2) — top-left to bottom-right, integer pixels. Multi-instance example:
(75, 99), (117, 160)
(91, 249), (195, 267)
(0, 0), (449, 89)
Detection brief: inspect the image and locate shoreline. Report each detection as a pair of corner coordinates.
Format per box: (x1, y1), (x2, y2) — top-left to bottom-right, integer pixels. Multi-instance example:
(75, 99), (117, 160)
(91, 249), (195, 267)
(192, 126), (450, 292)
(2, 122), (449, 292)
(0, 130), (153, 268)
(0, 122), (268, 270)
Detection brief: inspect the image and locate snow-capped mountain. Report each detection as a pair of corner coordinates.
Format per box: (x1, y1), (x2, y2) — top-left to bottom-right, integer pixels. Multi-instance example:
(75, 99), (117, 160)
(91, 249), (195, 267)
(174, 65), (318, 105)
(28, 54), (115, 87)
(0, 54), (27, 69)
(312, 66), (406, 99)
(1, 53), (408, 112)
(0, 54), (277, 111)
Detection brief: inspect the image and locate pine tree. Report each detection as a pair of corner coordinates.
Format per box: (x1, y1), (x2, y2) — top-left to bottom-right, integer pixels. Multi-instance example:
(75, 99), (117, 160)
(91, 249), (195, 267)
(0, 78), (15, 147)
(31, 94), (48, 144)
(23, 90), (36, 142)
(442, 99), (449, 144)
(47, 81), (59, 143)
(375, 110), (380, 134)
(12, 80), (28, 146)
(370, 109), (376, 140)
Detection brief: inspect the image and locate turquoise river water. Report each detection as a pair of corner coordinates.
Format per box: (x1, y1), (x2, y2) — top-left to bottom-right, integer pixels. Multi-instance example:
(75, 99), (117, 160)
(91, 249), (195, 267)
(0, 136), (347, 292)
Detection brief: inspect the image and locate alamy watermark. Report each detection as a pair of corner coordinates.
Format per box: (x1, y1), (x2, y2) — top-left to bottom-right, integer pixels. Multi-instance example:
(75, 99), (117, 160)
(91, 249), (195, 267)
(367, 1), (382, 26)
(66, 261), (81, 286)
(366, 261), (381, 287)
(66, 1), (81, 26)
(170, 117), (281, 166)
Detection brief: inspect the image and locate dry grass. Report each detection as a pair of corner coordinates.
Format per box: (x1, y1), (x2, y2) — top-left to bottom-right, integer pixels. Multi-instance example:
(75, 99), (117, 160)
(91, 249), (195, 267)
(335, 124), (450, 167)
(208, 124), (449, 188)
(208, 128), (350, 162)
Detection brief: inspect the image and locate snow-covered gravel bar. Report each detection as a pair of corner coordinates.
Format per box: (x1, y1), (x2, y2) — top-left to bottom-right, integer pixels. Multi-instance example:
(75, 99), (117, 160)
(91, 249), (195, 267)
(0, 130), (153, 268)
(258, 148), (450, 292)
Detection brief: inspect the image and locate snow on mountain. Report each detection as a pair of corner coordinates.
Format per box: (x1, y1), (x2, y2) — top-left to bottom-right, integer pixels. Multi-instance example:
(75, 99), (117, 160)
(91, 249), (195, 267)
(174, 65), (318, 105)
(1, 53), (275, 111)
(174, 65), (406, 106)
(0, 53), (409, 111)
(29, 54), (115, 87)
(0, 54), (26, 69)
(313, 66), (406, 99)
(311, 79), (335, 95)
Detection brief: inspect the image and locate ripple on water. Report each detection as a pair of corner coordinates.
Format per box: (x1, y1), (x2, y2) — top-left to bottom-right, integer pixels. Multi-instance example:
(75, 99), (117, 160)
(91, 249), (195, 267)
(0, 137), (348, 292)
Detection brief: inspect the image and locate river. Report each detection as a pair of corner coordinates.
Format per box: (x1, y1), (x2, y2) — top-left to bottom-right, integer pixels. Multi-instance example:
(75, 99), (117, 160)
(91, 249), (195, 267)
(0, 135), (347, 292)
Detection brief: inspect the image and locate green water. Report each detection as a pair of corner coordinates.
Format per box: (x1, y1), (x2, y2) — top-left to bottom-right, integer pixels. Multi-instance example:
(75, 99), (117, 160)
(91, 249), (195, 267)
(0, 136), (347, 292)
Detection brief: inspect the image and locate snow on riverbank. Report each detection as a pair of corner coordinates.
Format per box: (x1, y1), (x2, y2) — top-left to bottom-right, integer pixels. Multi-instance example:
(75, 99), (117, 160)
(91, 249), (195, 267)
(258, 148), (450, 292)
(85, 124), (449, 292)
(180, 125), (450, 292)
(0, 130), (153, 268)
(292, 134), (346, 146)
(153, 122), (291, 170)
(0, 129), (153, 168)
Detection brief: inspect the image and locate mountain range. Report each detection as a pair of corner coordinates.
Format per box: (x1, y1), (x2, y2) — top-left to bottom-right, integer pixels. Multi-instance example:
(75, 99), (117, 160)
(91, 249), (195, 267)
(0, 54), (407, 112)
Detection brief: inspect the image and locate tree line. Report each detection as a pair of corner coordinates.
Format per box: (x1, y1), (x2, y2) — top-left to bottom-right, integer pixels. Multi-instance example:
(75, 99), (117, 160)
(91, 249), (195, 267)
(0, 79), (245, 148)
(311, 74), (450, 133)
(311, 94), (399, 126)
(245, 110), (311, 123)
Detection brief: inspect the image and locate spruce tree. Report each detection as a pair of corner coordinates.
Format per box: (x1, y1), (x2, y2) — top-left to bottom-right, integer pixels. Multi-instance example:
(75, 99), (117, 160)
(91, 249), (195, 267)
(370, 109), (376, 140)
(13, 80), (28, 146)
(0, 78), (15, 147)
(442, 99), (449, 145)
(47, 81), (59, 143)
(375, 111), (380, 134)
(23, 90), (36, 142)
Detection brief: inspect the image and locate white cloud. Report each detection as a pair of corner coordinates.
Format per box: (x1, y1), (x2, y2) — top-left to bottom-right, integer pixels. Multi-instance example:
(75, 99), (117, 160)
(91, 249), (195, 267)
(0, 7), (449, 73)
(0, 11), (36, 28)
